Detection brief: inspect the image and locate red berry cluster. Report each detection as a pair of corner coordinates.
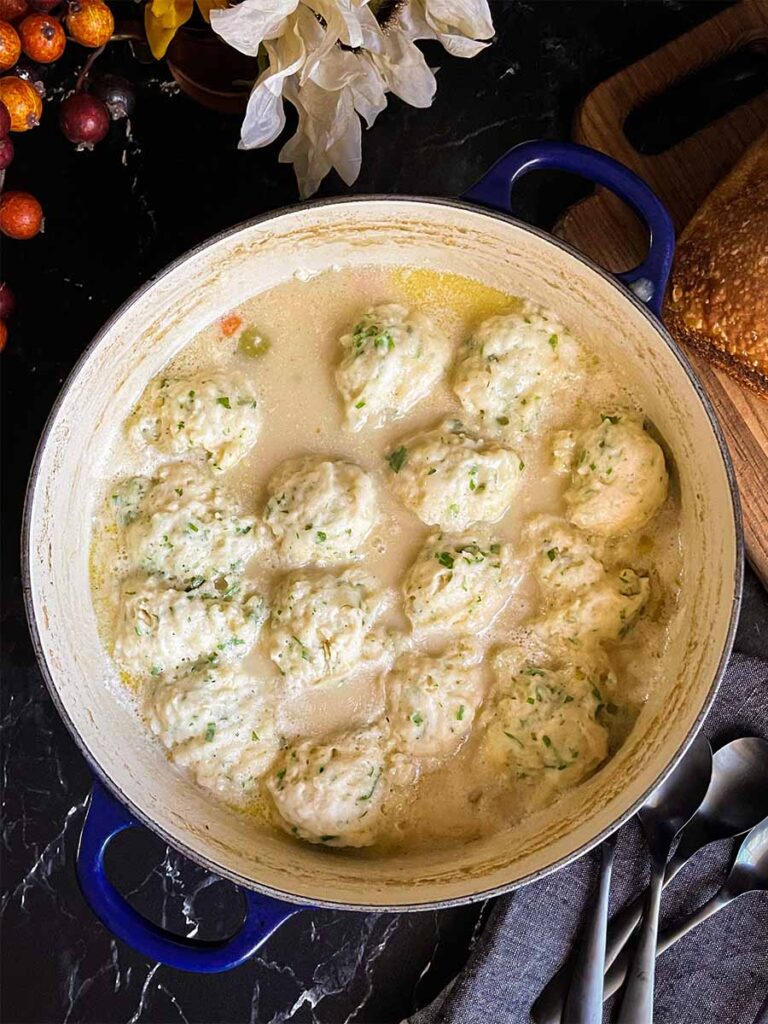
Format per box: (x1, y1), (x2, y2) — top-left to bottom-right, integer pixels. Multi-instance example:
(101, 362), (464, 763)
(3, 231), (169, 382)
(0, 0), (134, 349)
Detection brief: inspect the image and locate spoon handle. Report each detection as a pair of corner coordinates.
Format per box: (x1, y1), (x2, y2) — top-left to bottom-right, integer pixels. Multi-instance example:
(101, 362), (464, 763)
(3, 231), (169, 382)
(657, 890), (731, 955)
(616, 858), (665, 1023)
(531, 847), (692, 1024)
(602, 890), (731, 1002)
(563, 835), (617, 1024)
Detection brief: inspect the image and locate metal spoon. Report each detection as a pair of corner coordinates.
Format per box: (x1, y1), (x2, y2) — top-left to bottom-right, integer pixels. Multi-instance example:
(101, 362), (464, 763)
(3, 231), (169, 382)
(616, 735), (714, 1023)
(602, 814), (768, 1001)
(532, 736), (768, 1024)
(562, 834), (617, 1024)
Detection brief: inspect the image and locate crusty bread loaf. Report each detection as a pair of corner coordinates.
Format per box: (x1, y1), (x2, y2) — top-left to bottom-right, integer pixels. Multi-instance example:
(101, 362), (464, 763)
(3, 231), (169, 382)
(664, 131), (768, 396)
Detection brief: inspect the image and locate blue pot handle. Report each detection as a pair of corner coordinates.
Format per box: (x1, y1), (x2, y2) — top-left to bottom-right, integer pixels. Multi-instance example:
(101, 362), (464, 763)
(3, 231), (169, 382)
(76, 781), (301, 973)
(463, 140), (675, 317)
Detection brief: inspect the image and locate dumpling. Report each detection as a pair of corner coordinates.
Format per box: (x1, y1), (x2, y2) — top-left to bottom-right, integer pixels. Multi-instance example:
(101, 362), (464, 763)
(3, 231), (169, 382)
(386, 420), (523, 530)
(113, 577), (265, 678)
(402, 531), (517, 633)
(266, 726), (388, 847)
(267, 569), (389, 687)
(525, 515), (650, 646)
(525, 515), (605, 595)
(146, 665), (281, 801)
(452, 306), (584, 437)
(115, 462), (257, 590)
(386, 640), (486, 760)
(482, 645), (609, 786)
(335, 304), (451, 430)
(557, 414), (668, 536)
(533, 568), (650, 648)
(263, 457), (378, 568)
(130, 372), (260, 471)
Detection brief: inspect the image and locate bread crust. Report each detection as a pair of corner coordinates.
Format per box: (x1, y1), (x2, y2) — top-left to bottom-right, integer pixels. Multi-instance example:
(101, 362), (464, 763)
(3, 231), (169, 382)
(664, 131), (768, 397)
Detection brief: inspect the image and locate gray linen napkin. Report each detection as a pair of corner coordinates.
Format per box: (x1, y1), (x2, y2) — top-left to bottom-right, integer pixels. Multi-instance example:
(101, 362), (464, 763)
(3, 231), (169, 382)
(409, 653), (768, 1024)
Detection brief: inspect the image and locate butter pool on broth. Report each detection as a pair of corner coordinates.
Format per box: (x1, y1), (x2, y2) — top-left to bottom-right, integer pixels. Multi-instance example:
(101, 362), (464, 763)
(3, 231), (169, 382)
(90, 266), (683, 851)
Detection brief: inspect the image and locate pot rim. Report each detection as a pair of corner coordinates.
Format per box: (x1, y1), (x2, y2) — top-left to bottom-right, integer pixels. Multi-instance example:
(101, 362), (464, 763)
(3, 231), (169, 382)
(21, 194), (744, 911)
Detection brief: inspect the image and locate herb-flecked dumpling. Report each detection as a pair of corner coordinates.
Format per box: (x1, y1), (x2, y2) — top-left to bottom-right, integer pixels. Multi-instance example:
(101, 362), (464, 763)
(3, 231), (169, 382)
(402, 531), (517, 633)
(130, 372), (260, 471)
(266, 726), (389, 847)
(452, 306), (584, 437)
(482, 645), (609, 787)
(113, 462), (257, 590)
(146, 666), (280, 802)
(385, 640), (485, 760)
(335, 304), (451, 430)
(113, 577), (265, 679)
(556, 414), (668, 536)
(386, 420), (523, 530)
(263, 457), (378, 568)
(267, 569), (389, 687)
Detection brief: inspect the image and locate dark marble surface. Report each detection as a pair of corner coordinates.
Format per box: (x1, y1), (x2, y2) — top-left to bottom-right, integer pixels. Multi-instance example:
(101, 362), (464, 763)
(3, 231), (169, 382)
(2, 2), (766, 1022)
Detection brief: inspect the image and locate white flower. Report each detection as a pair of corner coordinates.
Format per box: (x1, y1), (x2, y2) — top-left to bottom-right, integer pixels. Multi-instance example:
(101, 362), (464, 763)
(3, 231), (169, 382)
(211, 0), (494, 198)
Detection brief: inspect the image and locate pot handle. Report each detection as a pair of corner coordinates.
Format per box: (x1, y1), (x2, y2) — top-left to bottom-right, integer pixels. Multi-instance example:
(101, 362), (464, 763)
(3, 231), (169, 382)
(462, 140), (675, 317)
(76, 781), (301, 973)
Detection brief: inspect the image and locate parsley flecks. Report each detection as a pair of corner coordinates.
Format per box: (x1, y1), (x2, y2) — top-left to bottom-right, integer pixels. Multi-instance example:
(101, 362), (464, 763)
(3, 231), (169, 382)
(546, 547), (558, 562)
(291, 635), (311, 661)
(205, 722), (216, 742)
(359, 767), (383, 802)
(251, 731), (260, 741)
(504, 731), (523, 747)
(387, 446), (407, 473)
(316, 531), (327, 543)
(217, 396), (232, 409)
(496, 415), (510, 426)
(436, 551), (455, 569)
(489, 543), (501, 554)
(542, 735), (552, 748)
(354, 400), (366, 409)
(548, 333), (558, 350)
(188, 522), (200, 533)
(456, 704), (465, 721)
(411, 711), (424, 726)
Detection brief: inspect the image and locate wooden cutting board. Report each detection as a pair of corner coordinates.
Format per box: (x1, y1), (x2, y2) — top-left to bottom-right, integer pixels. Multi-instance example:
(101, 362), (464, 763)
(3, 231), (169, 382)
(557, 0), (768, 585)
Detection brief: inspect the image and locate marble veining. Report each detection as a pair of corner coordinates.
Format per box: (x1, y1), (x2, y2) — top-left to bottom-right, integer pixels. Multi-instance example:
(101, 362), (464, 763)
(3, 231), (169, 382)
(5, 3), (762, 1021)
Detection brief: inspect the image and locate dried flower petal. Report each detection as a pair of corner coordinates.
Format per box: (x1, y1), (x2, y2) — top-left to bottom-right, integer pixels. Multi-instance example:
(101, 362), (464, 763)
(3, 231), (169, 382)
(211, 0), (299, 57)
(240, 21), (306, 148)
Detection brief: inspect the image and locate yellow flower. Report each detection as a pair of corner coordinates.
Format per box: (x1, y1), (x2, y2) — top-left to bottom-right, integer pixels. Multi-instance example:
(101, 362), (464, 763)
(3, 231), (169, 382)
(145, 0), (228, 59)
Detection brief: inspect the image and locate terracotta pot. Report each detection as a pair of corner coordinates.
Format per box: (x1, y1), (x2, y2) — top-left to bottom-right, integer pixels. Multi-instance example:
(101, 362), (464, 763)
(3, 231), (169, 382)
(166, 25), (258, 115)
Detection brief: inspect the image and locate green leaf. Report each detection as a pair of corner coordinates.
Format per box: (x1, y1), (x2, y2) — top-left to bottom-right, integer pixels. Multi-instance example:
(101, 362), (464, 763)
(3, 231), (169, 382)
(436, 551), (455, 569)
(217, 396), (231, 409)
(387, 446), (407, 473)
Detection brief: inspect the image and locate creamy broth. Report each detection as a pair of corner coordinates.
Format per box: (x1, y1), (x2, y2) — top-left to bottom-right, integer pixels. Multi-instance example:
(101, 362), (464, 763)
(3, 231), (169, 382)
(90, 266), (682, 851)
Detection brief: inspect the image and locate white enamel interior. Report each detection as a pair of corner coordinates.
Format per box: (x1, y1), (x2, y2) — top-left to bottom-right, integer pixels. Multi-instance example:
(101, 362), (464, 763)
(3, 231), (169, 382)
(24, 199), (739, 908)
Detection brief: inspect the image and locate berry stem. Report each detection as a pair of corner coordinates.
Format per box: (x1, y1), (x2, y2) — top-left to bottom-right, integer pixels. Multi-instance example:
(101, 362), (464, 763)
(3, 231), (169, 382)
(74, 41), (104, 91)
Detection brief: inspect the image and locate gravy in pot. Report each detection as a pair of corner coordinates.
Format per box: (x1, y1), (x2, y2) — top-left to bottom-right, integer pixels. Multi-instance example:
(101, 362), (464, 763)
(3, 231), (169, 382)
(90, 266), (682, 851)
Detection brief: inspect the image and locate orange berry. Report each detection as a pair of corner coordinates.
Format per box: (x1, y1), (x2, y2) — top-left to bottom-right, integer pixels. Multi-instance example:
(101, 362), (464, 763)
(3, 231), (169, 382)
(0, 0), (28, 22)
(221, 313), (242, 337)
(0, 189), (43, 238)
(19, 12), (64, 62)
(0, 20), (21, 70)
(0, 320), (7, 351)
(65, 0), (112, 47)
(0, 74), (41, 129)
